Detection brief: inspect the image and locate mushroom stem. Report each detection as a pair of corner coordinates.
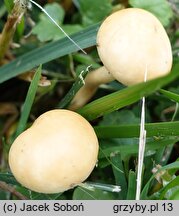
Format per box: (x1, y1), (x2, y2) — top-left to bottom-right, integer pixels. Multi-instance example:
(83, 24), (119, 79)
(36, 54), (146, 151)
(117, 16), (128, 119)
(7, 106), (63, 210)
(68, 66), (114, 110)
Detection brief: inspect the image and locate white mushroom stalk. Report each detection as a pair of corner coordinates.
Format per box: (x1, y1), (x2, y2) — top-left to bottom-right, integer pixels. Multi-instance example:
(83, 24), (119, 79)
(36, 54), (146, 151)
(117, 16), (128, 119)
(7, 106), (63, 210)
(69, 66), (114, 110)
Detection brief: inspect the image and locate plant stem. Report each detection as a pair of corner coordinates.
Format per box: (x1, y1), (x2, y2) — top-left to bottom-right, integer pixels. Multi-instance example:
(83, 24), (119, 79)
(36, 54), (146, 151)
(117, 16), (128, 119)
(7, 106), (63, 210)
(0, 1), (26, 62)
(0, 181), (28, 200)
(136, 65), (148, 200)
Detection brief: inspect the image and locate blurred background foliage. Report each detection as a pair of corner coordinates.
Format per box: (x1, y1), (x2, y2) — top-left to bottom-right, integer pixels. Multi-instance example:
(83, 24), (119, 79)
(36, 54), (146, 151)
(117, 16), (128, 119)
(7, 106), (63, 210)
(0, 0), (179, 200)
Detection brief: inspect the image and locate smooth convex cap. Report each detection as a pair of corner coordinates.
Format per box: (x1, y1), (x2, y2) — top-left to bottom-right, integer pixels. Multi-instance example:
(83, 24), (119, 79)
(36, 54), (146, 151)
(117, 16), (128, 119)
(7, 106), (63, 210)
(9, 109), (99, 193)
(97, 8), (173, 86)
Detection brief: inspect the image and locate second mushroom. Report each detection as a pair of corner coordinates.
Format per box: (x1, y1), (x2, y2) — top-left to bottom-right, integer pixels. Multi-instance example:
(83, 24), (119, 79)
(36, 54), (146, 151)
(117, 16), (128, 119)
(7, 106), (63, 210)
(69, 8), (173, 110)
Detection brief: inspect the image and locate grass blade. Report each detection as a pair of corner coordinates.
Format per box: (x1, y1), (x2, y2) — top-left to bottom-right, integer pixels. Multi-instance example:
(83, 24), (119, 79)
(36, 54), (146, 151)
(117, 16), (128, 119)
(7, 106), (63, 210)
(141, 161), (179, 199)
(79, 182), (121, 193)
(99, 138), (178, 158)
(110, 152), (127, 199)
(15, 65), (42, 137)
(159, 89), (179, 102)
(30, 0), (86, 54)
(0, 23), (99, 83)
(127, 170), (137, 200)
(57, 66), (89, 108)
(95, 121), (179, 138)
(0, 172), (20, 186)
(78, 63), (179, 120)
(159, 176), (179, 200)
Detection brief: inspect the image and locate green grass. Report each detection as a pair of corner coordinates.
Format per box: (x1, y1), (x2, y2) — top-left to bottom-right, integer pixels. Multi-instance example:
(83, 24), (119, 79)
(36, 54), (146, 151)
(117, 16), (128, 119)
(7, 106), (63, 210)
(78, 63), (179, 120)
(0, 23), (98, 83)
(15, 65), (42, 137)
(0, 0), (179, 200)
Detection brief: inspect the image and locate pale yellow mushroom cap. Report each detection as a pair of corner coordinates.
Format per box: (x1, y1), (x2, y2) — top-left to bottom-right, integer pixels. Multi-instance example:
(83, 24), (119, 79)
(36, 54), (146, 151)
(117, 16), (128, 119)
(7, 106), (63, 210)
(97, 8), (173, 86)
(9, 109), (99, 193)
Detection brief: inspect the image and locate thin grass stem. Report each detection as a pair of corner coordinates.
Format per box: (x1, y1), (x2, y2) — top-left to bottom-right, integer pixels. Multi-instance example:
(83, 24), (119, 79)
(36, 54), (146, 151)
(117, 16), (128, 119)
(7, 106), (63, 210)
(29, 0), (86, 54)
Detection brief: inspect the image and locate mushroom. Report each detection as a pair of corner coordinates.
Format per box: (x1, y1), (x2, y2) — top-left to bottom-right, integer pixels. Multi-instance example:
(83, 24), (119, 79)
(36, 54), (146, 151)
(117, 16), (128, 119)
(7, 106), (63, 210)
(8, 109), (99, 194)
(69, 8), (173, 110)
